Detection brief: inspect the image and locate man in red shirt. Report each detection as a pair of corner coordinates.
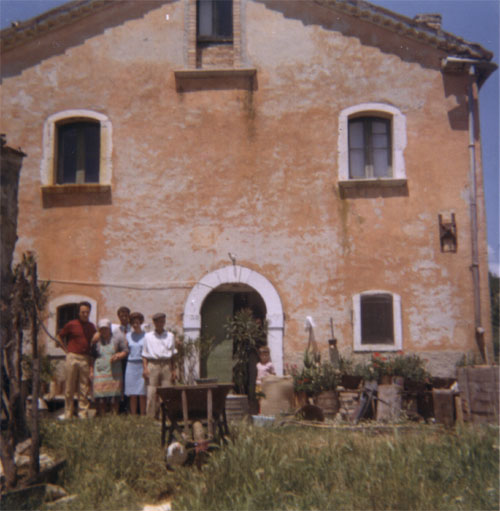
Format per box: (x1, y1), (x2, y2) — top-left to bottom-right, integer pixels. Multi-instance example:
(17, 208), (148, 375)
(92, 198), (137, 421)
(56, 301), (97, 419)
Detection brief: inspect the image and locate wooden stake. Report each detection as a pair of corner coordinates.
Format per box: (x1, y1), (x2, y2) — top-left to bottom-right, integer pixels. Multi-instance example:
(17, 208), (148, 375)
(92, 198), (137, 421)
(29, 261), (40, 479)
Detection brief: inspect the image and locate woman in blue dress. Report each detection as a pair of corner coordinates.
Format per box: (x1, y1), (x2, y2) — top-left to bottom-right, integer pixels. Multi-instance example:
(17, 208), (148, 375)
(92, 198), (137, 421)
(124, 312), (147, 415)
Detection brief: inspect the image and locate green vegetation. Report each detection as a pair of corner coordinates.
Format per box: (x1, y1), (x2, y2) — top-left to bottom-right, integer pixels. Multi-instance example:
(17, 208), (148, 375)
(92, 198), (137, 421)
(224, 308), (267, 395)
(290, 350), (340, 395)
(39, 416), (499, 510)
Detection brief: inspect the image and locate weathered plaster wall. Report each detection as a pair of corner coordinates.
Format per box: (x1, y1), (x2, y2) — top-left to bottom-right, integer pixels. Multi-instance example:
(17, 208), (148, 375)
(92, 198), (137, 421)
(0, 0), (492, 375)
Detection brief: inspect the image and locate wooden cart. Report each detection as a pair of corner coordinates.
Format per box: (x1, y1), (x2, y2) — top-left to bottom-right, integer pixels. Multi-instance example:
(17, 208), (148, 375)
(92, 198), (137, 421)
(156, 383), (234, 446)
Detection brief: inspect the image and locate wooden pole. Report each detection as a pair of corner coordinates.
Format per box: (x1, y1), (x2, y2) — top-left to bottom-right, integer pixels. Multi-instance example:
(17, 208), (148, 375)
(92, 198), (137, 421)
(29, 261), (40, 479)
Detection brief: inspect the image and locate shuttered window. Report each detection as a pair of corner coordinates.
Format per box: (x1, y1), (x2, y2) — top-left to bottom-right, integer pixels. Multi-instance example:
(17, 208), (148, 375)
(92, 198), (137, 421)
(349, 117), (391, 179)
(56, 121), (100, 184)
(197, 0), (233, 41)
(360, 293), (394, 344)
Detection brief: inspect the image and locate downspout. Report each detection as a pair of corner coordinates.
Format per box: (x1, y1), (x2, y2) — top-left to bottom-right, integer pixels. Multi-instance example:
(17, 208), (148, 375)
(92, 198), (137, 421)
(467, 65), (488, 363)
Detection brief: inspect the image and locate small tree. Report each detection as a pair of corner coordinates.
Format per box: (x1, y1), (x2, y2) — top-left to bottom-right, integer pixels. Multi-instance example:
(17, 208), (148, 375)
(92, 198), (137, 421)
(175, 334), (216, 384)
(0, 252), (49, 488)
(224, 309), (267, 396)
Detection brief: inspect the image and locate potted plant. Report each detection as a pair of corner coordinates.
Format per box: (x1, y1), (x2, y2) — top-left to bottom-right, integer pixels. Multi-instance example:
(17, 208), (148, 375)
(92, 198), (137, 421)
(290, 351), (341, 418)
(175, 333), (216, 384)
(362, 352), (430, 388)
(391, 352), (430, 391)
(338, 356), (364, 390)
(289, 350), (321, 406)
(313, 361), (341, 418)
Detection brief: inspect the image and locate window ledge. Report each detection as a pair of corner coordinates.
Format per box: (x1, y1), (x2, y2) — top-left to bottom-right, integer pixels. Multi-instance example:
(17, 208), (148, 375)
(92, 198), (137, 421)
(174, 68), (257, 92)
(175, 68), (256, 79)
(41, 184), (111, 195)
(354, 345), (402, 353)
(339, 178), (407, 189)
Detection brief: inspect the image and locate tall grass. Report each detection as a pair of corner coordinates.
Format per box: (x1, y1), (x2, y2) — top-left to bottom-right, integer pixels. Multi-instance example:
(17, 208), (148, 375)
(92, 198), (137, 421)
(40, 416), (174, 510)
(40, 417), (499, 511)
(171, 424), (499, 511)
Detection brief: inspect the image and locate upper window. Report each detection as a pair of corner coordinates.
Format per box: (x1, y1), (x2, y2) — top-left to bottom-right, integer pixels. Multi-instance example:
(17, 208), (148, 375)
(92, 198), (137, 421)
(360, 293), (394, 344)
(338, 103), (406, 186)
(353, 291), (402, 352)
(56, 120), (100, 184)
(41, 109), (112, 188)
(349, 117), (391, 179)
(197, 0), (233, 42)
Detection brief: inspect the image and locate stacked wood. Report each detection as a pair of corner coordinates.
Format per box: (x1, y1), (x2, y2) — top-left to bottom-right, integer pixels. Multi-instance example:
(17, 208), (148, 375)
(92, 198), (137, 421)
(338, 390), (359, 421)
(457, 366), (499, 424)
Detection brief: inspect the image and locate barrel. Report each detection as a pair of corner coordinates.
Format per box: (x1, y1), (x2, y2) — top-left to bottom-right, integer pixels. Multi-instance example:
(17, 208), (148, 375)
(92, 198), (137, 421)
(225, 394), (249, 422)
(260, 376), (295, 416)
(314, 390), (340, 419)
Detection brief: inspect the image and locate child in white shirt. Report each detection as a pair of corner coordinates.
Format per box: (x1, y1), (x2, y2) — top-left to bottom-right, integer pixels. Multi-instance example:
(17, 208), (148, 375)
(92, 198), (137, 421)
(256, 346), (275, 385)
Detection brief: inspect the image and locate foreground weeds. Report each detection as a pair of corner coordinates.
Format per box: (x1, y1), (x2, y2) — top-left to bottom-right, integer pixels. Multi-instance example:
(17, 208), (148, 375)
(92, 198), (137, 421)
(40, 416), (173, 510)
(171, 423), (499, 511)
(40, 417), (499, 510)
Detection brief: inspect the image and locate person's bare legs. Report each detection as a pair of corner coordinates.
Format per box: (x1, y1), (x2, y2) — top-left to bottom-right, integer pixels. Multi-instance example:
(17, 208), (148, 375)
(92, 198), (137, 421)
(110, 397), (119, 415)
(139, 395), (146, 415)
(96, 398), (106, 417)
(129, 395), (138, 415)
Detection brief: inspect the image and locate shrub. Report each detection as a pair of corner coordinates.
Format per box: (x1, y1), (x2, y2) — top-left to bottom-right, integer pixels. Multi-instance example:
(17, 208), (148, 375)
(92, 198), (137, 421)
(290, 350), (340, 395)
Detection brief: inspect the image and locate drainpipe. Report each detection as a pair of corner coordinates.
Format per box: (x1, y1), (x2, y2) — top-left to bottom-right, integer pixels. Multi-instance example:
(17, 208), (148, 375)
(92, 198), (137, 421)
(467, 65), (488, 364)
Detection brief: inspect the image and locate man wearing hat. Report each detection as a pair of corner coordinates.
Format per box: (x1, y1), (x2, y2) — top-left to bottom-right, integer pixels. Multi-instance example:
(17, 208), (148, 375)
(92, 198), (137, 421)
(142, 312), (177, 417)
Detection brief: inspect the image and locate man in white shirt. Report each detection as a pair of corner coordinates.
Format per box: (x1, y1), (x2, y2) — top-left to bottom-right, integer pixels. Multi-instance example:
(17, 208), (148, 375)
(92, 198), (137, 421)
(142, 312), (177, 417)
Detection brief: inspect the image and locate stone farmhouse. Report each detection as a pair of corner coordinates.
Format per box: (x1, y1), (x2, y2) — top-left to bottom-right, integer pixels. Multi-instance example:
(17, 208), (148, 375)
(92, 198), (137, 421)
(1, 0), (496, 378)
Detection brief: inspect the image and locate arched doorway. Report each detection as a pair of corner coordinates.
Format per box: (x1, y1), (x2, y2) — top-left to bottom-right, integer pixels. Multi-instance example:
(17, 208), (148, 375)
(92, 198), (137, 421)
(200, 284), (266, 380)
(183, 265), (284, 377)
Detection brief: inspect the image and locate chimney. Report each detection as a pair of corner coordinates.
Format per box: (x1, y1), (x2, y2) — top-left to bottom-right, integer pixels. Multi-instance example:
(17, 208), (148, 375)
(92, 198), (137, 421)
(413, 13), (442, 31)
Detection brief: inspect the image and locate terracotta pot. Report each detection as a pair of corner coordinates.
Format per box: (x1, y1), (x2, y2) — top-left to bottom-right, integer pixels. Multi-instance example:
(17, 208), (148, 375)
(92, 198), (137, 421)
(314, 390), (340, 419)
(380, 375), (392, 385)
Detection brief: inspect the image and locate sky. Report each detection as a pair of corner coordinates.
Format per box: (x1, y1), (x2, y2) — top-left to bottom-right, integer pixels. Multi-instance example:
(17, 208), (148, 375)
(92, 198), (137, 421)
(0, 0), (499, 275)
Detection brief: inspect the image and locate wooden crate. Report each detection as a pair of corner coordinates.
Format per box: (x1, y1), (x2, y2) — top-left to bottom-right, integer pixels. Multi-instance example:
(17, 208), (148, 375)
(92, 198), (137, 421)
(457, 366), (499, 424)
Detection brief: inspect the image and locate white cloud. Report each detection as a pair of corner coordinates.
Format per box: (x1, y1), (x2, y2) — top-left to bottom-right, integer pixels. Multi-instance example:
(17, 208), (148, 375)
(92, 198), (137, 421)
(489, 261), (500, 277)
(488, 244), (500, 276)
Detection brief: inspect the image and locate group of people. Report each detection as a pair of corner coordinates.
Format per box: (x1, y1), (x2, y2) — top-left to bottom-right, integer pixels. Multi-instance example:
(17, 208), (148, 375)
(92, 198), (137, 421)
(56, 302), (177, 419)
(56, 301), (278, 420)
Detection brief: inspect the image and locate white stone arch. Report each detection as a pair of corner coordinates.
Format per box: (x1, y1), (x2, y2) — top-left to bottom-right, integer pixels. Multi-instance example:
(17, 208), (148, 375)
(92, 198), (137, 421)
(183, 265), (285, 375)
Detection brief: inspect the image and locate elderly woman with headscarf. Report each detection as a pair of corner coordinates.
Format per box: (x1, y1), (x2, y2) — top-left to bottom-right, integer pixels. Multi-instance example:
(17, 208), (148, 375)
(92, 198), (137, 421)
(91, 318), (128, 416)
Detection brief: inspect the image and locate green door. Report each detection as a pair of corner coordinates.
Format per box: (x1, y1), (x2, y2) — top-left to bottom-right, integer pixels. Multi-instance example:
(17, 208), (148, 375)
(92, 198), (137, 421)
(201, 292), (234, 382)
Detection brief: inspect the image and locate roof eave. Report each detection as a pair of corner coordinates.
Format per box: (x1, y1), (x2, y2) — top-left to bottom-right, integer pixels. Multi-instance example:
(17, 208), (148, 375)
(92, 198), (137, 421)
(314, 0), (494, 62)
